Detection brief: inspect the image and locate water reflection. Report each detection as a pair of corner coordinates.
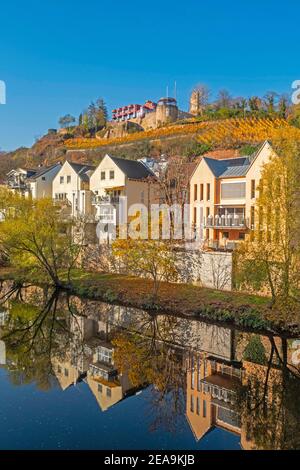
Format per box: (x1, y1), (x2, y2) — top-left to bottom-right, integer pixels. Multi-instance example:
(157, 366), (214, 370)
(0, 281), (299, 450)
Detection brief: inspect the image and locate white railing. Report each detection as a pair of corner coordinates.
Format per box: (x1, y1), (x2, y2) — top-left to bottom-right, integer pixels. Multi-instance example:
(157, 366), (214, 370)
(92, 195), (120, 205)
(204, 215), (248, 228)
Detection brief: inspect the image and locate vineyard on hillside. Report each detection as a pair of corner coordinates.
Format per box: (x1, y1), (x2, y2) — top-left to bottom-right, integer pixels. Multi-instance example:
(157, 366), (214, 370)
(63, 117), (298, 150)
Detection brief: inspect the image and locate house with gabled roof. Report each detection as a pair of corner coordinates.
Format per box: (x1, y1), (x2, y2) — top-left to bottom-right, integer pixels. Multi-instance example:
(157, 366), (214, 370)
(189, 141), (275, 249)
(26, 163), (62, 199)
(89, 154), (159, 243)
(6, 164), (62, 198)
(52, 161), (96, 217)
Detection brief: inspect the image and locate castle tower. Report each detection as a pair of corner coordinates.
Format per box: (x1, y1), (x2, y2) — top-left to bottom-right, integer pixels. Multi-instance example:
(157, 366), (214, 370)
(156, 97), (178, 126)
(189, 89), (201, 115)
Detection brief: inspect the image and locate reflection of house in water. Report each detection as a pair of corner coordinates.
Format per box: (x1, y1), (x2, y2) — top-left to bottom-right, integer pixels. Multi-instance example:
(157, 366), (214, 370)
(51, 311), (137, 410)
(87, 341), (134, 411)
(186, 352), (242, 441)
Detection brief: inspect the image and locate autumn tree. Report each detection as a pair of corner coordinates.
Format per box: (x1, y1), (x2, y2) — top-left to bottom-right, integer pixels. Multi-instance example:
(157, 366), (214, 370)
(236, 137), (300, 317)
(112, 239), (178, 298)
(0, 190), (83, 287)
(216, 88), (232, 109)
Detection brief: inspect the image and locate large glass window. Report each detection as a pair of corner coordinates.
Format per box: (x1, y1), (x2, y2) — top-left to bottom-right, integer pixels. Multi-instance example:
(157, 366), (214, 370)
(221, 182), (246, 199)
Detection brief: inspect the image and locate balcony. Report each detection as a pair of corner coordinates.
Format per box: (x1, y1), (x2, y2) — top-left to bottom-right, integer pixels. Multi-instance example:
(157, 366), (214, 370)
(204, 215), (248, 229)
(88, 362), (118, 382)
(92, 195), (120, 205)
(6, 180), (29, 191)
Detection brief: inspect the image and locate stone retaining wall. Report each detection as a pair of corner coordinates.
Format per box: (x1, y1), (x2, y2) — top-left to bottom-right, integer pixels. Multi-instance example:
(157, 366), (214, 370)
(79, 245), (233, 291)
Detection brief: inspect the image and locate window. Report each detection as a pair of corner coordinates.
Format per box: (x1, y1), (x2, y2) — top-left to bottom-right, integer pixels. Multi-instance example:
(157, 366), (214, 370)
(64, 368), (69, 377)
(250, 206), (255, 229)
(98, 384), (103, 394)
(193, 207), (197, 225)
(190, 395), (194, 413)
(101, 171), (106, 180)
(251, 179), (256, 199)
(106, 388), (112, 397)
(194, 184), (197, 201)
(239, 232), (245, 240)
(42, 176), (46, 181)
(221, 182), (246, 199)
(206, 183), (210, 201)
(203, 400), (207, 418)
(97, 346), (113, 364)
(191, 371), (195, 390)
(222, 232), (229, 239)
(60, 176), (64, 184)
(109, 170), (114, 180)
(57, 366), (61, 374)
(196, 397), (200, 415)
(200, 184), (204, 201)
(206, 207), (210, 218)
(67, 175), (71, 183)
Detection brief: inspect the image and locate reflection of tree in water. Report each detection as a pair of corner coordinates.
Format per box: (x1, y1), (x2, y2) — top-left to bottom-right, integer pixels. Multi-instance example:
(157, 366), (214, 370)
(0, 283), (86, 391)
(112, 315), (187, 433)
(239, 336), (300, 450)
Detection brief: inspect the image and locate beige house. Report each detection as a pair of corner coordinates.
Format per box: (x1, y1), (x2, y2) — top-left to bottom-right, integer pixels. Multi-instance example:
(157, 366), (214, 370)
(189, 141), (274, 249)
(186, 352), (242, 442)
(52, 161), (95, 218)
(86, 341), (133, 411)
(89, 154), (159, 243)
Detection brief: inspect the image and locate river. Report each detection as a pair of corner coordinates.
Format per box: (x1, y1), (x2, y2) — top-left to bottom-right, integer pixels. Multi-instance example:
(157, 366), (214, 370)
(0, 282), (299, 450)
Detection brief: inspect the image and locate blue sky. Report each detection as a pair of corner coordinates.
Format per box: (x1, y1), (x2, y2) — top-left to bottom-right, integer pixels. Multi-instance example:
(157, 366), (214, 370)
(0, 0), (299, 150)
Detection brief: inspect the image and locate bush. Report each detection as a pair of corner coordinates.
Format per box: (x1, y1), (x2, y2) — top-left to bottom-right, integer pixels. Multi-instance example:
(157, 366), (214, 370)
(243, 335), (267, 364)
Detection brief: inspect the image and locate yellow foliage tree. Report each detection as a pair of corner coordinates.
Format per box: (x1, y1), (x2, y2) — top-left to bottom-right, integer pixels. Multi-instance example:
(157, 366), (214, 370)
(0, 189), (82, 287)
(236, 136), (300, 317)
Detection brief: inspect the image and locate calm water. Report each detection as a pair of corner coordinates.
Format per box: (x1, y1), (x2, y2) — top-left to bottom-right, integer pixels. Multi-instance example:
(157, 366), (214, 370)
(0, 282), (299, 450)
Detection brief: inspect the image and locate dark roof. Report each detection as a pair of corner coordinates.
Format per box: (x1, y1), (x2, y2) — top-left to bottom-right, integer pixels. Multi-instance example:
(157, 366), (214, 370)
(27, 163), (61, 181)
(109, 156), (155, 179)
(68, 161), (96, 181)
(203, 156), (250, 178)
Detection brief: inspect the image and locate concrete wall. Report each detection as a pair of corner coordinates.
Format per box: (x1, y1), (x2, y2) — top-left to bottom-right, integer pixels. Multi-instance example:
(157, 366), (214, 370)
(80, 245), (233, 291)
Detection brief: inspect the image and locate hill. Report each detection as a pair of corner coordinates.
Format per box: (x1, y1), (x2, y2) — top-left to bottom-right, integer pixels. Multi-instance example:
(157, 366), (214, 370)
(2, 117), (300, 180)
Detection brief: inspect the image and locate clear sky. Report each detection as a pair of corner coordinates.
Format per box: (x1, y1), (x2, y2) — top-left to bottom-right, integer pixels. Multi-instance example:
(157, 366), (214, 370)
(0, 0), (299, 150)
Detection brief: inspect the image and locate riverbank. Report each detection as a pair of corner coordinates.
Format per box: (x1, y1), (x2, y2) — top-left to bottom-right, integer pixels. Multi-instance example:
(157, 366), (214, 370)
(1, 267), (299, 336)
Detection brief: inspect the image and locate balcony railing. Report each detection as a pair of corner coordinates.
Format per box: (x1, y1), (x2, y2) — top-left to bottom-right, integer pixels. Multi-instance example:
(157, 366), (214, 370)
(92, 195), (120, 205)
(204, 215), (249, 229)
(6, 181), (29, 190)
(203, 239), (241, 251)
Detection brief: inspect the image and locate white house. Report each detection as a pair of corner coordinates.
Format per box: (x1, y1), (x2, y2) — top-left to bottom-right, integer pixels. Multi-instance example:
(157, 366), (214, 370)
(52, 161), (95, 218)
(27, 163), (62, 199)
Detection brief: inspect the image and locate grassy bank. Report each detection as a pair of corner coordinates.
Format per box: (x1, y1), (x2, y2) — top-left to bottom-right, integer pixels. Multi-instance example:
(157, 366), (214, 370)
(1, 267), (299, 336)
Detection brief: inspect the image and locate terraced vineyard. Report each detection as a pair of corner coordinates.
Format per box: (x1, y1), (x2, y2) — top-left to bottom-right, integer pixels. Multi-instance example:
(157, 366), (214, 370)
(64, 117), (297, 150)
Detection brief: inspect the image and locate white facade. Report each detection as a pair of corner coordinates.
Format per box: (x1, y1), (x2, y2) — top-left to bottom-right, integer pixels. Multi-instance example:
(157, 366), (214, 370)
(28, 164), (62, 199)
(52, 161), (95, 218)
